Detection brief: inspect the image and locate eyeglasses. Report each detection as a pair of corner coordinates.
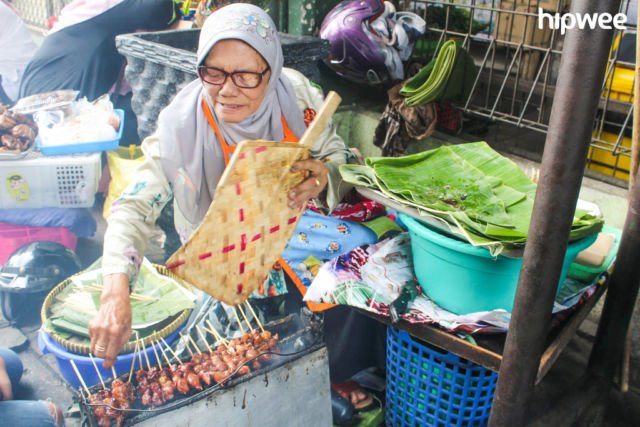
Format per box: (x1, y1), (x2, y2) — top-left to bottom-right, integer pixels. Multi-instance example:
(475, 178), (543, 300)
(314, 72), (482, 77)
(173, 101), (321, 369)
(197, 65), (270, 89)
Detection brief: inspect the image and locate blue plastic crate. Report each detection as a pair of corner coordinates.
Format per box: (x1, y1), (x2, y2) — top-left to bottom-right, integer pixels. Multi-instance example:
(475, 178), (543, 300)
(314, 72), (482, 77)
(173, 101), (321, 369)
(36, 109), (124, 156)
(386, 327), (497, 427)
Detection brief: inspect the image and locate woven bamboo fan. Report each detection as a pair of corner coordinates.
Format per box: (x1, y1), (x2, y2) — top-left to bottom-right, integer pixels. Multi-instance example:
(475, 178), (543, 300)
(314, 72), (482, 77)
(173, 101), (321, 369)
(166, 92), (342, 305)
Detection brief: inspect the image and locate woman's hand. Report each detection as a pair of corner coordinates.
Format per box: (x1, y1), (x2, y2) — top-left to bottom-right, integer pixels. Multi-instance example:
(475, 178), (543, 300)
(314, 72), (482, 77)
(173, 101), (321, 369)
(288, 159), (328, 209)
(0, 356), (12, 401)
(88, 273), (132, 369)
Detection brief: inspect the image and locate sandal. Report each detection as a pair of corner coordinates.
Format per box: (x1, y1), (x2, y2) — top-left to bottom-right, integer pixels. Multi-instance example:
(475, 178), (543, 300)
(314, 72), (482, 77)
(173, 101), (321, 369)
(331, 380), (376, 412)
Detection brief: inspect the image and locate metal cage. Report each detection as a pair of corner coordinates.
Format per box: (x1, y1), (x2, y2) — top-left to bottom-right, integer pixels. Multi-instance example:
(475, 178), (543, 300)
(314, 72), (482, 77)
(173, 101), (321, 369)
(400, 0), (636, 184)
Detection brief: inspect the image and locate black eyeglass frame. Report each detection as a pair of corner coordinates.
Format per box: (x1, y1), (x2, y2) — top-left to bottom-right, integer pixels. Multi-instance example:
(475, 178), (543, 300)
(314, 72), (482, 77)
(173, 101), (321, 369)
(197, 65), (270, 89)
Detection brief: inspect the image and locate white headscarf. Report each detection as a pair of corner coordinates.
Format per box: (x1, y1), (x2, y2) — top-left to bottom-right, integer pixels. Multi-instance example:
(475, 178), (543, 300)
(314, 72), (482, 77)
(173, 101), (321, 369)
(158, 3), (306, 225)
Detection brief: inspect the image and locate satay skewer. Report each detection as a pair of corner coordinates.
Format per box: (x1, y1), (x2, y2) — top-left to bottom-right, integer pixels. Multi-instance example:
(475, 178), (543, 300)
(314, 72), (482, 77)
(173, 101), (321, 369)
(187, 334), (202, 354)
(141, 337), (153, 370)
(69, 359), (92, 397)
(205, 320), (230, 349)
(180, 334), (194, 357)
(128, 339), (139, 383)
(111, 366), (117, 381)
(154, 338), (173, 367)
(134, 332), (144, 370)
(159, 336), (183, 365)
(195, 325), (214, 353)
(150, 338), (163, 368)
(245, 301), (265, 333)
(238, 305), (253, 332)
(232, 308), (246, 334)
(203, 326), (222, 348)
(88, 353), (106, 390)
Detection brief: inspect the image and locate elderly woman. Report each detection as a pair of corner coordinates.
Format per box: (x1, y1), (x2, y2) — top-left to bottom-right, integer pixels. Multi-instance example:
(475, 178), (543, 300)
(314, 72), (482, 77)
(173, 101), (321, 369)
(90, 3), (383, 411)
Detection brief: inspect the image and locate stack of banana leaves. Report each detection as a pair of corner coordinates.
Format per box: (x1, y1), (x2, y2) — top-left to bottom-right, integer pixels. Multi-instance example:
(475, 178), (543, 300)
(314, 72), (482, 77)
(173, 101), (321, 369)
(43, 258), (196, 346)
(340, 142), (603, 256)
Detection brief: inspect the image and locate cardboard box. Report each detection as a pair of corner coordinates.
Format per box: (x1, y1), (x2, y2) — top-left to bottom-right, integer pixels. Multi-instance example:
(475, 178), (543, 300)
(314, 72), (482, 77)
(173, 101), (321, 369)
(493, 2), (552, 47)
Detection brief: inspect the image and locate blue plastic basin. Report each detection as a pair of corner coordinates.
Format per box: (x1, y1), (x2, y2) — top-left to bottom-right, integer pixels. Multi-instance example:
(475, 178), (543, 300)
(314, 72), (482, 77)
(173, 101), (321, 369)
(400, 213), (598, 314)
(39, 326), (184, 389)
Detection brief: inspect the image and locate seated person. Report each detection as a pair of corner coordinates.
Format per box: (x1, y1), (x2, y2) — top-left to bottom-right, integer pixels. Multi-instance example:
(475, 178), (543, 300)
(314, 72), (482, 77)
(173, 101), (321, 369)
(0, 347), (64, 427)
(18, 0), (181, 145)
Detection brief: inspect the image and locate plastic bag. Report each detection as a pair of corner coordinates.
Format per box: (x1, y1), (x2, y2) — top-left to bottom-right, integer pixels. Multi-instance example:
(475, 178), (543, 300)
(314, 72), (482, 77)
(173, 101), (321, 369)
(103, 145), (144, 219)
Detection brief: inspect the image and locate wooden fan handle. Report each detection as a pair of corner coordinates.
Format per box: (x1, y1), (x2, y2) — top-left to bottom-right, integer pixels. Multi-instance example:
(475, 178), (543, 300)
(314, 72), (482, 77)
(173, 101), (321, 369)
(298, 91), (342, 149)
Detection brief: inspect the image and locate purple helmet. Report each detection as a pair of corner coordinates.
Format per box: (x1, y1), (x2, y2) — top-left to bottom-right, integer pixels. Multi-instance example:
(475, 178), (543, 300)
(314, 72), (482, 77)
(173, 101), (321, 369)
(320, 0), (397, 85)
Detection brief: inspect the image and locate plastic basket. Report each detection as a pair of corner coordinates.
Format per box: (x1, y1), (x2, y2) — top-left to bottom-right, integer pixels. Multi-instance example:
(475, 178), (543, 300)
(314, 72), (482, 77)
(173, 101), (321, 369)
(0, 152), (101, 208)
(36, 109), (125, 156)
(0, 222), (77, 265)
(386, 327), (497, 427)
(38, 326), (185, 389)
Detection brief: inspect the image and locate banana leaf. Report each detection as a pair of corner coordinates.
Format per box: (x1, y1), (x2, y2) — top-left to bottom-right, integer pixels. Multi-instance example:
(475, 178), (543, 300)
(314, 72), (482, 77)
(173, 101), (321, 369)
(340, 142), (603, 255)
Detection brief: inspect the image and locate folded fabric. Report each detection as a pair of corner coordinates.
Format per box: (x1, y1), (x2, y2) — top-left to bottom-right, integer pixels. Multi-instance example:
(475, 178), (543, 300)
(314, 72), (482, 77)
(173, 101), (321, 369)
(374, 82), (437, 156)
(400, 40), (477, 106)
(0, 207), (96, 237)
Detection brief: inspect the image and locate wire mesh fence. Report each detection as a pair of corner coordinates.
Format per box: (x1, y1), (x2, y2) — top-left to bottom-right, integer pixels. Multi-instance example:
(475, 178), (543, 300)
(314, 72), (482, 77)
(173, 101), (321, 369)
(12, 0), (73, 31)
(401, 0), (636, 184)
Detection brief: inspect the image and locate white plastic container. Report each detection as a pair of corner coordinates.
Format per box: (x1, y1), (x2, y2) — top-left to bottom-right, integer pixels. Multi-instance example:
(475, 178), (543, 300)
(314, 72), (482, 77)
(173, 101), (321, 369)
(0, 152), (101, 208)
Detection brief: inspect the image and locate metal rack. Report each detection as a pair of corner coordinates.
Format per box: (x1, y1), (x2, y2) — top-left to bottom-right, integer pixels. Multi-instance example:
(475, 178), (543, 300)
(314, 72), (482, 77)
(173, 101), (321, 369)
(403, 0), (637, 183)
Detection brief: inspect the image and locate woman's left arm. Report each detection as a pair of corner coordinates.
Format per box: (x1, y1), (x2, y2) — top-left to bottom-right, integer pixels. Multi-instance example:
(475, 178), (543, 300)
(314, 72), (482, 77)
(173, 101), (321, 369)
(284, 69), (354, 210)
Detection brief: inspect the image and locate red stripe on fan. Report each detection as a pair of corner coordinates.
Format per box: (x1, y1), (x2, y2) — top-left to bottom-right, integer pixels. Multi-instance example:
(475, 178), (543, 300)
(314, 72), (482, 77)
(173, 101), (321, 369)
(198, 252), (212, 260)
(241, 234), (247, 251)
(287, 216), (297, 225)
(269, 225), (280, 233)
(251, 233), (262, 242)
(236, 183), (241, 195)
(166, 260), (185, 269)
(255, 146), (267, 154)
(239, 262), (245, 274)
(222, 244), (236, 253)
(236, 284), (243, 294)
(239, 152), (246, 160)
(239, 208), (244, 222)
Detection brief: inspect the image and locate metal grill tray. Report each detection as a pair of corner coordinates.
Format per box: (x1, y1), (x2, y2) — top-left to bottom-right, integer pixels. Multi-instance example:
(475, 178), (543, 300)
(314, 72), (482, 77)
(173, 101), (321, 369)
(79, 314), (323, 426)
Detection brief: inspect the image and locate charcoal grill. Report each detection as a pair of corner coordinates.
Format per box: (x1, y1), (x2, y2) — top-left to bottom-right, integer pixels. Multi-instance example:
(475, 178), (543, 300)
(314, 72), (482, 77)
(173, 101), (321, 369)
(79, 314), (331, 426)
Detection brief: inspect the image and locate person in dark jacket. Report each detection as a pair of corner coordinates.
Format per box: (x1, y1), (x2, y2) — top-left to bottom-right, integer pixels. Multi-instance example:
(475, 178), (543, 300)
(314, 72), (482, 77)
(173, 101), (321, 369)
(19, 0), (181, 144)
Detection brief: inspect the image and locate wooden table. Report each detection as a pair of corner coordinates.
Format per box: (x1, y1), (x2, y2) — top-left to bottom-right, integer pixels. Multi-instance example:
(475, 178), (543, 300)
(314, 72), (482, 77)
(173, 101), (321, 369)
(356, 280), (607, 384)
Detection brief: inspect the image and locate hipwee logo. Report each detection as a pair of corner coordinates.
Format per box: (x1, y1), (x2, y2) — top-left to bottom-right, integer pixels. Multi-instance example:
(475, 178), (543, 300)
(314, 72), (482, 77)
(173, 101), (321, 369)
(538, 8), (627, 35)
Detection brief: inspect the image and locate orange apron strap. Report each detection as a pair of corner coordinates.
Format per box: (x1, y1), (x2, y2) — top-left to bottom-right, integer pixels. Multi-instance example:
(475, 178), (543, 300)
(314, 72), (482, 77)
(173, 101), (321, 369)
(281, 115), (298, 143)
(202, 99), (235, 164)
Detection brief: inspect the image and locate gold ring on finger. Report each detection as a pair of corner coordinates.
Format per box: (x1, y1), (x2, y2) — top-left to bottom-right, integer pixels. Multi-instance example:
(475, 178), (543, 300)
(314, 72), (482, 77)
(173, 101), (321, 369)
(314, 178), (321, 187)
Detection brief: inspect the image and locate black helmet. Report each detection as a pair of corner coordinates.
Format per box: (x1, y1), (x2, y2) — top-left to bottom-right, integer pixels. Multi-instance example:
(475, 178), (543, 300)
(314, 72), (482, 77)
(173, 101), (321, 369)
(0, 241), (82, 322)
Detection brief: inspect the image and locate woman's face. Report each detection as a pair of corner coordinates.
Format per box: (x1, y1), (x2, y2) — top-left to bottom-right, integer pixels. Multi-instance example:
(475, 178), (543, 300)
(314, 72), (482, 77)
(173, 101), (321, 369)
(201, 39), (270, 123)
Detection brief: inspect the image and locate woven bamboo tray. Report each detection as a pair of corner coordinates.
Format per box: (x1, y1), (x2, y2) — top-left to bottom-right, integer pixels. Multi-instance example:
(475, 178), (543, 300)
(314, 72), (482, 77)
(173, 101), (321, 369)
(41, 265), (192, 355)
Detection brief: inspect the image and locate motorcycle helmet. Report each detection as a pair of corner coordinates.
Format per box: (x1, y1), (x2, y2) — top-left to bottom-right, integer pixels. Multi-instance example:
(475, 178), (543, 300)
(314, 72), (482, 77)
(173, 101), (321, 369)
(0, 241), (82, 322)
(320, 0), (425, 85)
